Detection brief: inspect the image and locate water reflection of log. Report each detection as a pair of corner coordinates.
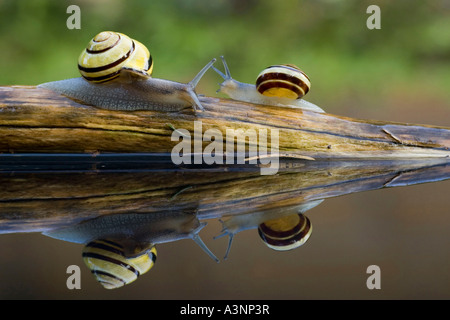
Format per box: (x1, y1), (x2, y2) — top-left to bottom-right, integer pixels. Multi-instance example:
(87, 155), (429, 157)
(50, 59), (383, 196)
(1, 157), (448, 289)
(0, 157), (448, 234)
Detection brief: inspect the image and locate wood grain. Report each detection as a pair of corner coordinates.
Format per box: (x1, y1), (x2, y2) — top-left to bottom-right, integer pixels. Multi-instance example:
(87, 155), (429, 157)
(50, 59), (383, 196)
(0, 86), (449, 158)
(1, 158), (448, 233)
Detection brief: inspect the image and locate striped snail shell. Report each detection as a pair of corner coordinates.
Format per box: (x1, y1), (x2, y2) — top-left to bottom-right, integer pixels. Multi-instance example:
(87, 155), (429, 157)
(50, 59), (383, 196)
(258, 213), (312, 251)
(212, 56), (324, 113)
(38, 31), (216, 112)
(82, 238), (157, 289)
(255, 64), (310, 100)
(78, 31), (153, 83)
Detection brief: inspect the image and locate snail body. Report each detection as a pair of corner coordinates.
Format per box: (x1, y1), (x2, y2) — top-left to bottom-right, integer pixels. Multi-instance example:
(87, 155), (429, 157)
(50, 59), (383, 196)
(39, 75), (212, 112)
(38, 31), (215, 112)
(213, 56), (325, 113)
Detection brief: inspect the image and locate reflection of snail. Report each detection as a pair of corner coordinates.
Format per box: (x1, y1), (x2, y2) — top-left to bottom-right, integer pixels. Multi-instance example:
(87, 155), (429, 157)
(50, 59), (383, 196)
(38, 31), (215, 112)
(44, 210), (218, 289)
(215, 200), (323, 258)
(213, 56), (324, 113)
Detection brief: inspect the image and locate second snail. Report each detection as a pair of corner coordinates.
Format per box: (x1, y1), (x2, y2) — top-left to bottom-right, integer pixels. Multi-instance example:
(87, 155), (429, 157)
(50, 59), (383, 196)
(212, 56), (324, 113)
(39, 31), (323, 114)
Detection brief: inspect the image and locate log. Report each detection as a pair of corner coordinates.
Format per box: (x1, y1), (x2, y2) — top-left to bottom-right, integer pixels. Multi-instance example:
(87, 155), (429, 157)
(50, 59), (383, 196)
(1, 158), (449, 234)
(0, 85), (449, 159)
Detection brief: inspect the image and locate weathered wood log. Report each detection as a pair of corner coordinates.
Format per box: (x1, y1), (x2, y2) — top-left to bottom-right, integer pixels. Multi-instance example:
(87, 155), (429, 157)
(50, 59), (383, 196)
(0, 85), (449, 159)
(1, 158), (448, 234)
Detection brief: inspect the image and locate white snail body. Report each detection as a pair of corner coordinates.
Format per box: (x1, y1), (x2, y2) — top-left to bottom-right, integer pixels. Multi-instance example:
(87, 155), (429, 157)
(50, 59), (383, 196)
(38, 31), (215, 112)
(213, 56), (325, 113)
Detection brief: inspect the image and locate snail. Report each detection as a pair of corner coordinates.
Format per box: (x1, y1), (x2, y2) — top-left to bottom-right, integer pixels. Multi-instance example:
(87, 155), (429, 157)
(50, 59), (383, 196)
(38, 31), (216, 112)
(214, 199), (323, 258)
(44, 209), (219, 289)
(212, 56), (325, 113)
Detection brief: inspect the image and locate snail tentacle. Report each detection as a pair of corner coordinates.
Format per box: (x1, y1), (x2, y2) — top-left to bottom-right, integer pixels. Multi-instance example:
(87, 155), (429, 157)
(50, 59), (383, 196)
(186, 58), (217, 111)
(213, 219), (236, 260)
(190, 222), (220, 263)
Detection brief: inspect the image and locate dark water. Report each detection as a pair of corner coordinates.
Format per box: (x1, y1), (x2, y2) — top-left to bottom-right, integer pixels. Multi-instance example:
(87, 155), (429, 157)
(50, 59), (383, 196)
(0, 154), (449, 299)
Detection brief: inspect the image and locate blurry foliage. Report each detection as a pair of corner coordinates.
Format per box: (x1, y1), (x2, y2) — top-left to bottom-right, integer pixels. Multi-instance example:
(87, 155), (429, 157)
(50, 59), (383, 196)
(0, 0), (449, 112)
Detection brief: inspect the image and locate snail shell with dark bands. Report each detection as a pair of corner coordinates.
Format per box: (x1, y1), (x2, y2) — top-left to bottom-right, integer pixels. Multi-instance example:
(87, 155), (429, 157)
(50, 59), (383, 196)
(258, 213), (312, 251)
(82, 239), (157, 289)
(78, 31), (153, 83)
(256, 64), (311, 99)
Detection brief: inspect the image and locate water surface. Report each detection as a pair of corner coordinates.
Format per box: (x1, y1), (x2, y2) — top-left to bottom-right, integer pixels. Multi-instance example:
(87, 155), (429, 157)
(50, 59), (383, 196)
(0, 154), (449, 299)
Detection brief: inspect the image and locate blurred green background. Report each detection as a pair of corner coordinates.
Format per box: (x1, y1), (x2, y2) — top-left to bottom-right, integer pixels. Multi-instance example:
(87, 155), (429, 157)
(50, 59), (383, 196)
(0, 0), (449, 121)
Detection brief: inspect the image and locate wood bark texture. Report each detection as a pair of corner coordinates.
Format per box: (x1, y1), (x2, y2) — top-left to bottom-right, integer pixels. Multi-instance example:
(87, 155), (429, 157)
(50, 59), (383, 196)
(0, 86), (449, 158)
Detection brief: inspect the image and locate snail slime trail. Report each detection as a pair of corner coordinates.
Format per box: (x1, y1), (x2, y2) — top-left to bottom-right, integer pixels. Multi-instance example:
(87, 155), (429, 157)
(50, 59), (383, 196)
(170, 120), (280, 175)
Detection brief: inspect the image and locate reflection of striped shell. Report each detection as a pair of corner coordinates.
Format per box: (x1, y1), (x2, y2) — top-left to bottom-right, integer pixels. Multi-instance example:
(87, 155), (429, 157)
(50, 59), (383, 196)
(256, 64), (310, 99)
(82, 239), (157, 289)
(258, 213), (312, 251)
(78, 31), (153, 83)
